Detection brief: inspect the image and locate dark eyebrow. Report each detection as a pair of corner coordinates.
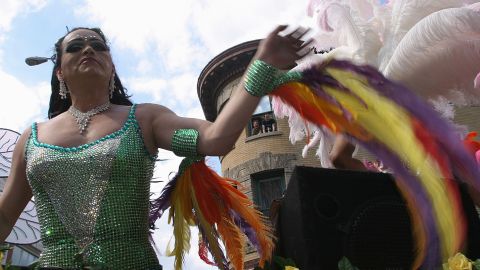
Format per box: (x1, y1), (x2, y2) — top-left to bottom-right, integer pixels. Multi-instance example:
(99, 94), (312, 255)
(65, 37), (104, 45)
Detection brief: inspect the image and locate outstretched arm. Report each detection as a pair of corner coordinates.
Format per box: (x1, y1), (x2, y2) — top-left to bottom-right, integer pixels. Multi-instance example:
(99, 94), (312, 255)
(149, 25), (311, 156)
(0, 128), (33, 242)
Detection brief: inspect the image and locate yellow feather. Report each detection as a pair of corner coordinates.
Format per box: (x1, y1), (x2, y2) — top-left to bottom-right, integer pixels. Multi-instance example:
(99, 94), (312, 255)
(168, 170), (194, 269)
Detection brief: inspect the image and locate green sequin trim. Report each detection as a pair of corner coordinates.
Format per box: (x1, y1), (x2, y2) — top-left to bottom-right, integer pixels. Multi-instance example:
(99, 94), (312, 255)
(272, 70), (303, 89)
(129, 116), (158, 161)
(178, 156), (204, 173)
(171, 129), (200, 157)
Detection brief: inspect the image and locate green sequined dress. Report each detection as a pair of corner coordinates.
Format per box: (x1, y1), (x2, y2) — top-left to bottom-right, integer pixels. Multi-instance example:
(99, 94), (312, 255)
(25, 104), (162, 269)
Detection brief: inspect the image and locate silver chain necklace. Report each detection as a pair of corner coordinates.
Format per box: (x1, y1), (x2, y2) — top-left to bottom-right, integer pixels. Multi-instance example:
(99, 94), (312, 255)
(68, 102), (111, 134)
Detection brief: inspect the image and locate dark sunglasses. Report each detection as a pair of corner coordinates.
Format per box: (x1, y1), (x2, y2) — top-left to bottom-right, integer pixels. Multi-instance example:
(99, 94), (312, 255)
(65, 38), (109, 53)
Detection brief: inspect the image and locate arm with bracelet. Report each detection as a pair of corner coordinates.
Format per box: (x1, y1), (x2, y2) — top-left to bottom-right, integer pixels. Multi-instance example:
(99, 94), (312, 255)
(147, 25), (312, 270)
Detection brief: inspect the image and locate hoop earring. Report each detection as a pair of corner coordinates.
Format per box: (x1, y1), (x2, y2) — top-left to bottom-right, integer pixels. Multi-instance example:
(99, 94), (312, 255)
(59, 75), (68, 99)
(109, 72), (116, 99)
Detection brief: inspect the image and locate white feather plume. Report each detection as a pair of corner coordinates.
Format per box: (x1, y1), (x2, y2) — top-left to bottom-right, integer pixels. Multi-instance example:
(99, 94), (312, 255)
(315, 128), (336, 168)
(378, 0), (463, 70)
(310, 0), (382, 66)
(383, 6), (480, 105)
(302, 130), (321, 158)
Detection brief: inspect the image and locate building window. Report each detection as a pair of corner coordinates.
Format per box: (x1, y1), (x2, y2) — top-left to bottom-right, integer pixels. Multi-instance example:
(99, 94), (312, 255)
(247, 112), (277, 137)
(253, 96), (272, 115)
(247, 97), (278, 137)
(251, 169), (285, 216)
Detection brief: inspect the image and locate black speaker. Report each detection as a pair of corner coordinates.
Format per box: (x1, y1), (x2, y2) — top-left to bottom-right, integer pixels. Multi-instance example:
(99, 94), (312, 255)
(277, 166), (480, 270)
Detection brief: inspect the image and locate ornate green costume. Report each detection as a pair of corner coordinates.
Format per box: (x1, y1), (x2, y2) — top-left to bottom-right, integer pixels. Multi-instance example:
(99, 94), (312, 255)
(25, 105), (162, 269)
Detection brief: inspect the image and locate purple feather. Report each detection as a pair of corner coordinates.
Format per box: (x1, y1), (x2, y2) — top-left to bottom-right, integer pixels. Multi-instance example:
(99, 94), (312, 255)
(149, 173), (179, 227)
(231, 210), (262, 255)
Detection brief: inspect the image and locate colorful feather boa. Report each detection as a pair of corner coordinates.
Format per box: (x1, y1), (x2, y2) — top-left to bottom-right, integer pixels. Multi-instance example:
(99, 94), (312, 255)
(269, 59), (480, 269)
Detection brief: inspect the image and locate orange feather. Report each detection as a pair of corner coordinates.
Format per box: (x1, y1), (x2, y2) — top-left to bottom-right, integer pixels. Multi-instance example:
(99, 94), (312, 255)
(217, 212), (246, 270)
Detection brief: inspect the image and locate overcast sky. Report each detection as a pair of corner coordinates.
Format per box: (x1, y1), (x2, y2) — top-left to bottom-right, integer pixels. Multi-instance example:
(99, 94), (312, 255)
(0, 0), (315, 269)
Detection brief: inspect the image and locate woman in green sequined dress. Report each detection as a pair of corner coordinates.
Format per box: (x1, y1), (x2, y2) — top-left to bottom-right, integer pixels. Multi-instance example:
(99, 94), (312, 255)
(0, 26), (311, 269)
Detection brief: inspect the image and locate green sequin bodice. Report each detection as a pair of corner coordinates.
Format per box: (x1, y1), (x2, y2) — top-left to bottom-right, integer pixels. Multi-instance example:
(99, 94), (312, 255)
(25, 105), (162, 269)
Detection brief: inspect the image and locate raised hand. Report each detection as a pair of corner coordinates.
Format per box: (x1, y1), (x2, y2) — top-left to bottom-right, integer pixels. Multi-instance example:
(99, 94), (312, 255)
(255, 25), (313, 70)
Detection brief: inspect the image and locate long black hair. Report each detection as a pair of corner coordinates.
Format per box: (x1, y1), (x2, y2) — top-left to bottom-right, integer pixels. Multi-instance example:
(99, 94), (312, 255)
(48, 27), (132, 119)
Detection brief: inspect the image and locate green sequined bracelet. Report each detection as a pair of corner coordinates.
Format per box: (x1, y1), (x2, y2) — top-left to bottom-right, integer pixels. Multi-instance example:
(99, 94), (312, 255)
(244, 60), (303, 97)
(244, 60), (278, 97)
(172, 129), (202, 158)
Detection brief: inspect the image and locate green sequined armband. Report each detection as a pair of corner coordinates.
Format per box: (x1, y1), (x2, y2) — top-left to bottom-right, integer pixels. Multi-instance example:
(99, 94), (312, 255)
(244, 60), (278, 97)
(172, 129), (201, 157)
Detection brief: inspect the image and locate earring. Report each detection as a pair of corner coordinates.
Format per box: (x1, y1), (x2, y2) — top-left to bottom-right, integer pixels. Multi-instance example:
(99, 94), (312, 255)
(59, 75), (68, 99)
(109, 72), (116, 99)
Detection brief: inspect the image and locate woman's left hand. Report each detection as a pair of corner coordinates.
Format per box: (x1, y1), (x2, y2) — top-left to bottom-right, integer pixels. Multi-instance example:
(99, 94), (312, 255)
(255, 25), (313, 70)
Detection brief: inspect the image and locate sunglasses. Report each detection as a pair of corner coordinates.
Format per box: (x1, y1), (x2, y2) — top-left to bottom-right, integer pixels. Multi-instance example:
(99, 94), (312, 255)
(65, 37), (109, 53)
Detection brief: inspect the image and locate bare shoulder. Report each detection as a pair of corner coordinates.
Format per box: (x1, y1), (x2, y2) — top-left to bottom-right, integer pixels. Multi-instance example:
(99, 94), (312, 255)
(18, 126), (33, 145)
(10, 126), (33, 161)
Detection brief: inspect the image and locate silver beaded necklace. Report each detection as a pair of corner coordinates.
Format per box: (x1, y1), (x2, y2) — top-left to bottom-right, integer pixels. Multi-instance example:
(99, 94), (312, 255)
(68, 101), (111, 134)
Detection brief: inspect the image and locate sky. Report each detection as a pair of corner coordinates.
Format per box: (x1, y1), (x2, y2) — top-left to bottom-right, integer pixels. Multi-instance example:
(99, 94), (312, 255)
(0, 0), (315, 269)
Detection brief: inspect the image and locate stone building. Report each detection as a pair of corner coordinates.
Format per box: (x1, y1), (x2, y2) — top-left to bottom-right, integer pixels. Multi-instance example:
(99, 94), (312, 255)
(197, 40), (322, 269)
